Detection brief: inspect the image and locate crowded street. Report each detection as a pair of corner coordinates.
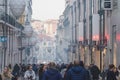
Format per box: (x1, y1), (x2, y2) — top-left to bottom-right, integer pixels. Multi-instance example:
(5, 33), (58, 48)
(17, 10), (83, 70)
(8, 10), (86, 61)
(1, 62), (120, 80)
(0, 0), (120, 80)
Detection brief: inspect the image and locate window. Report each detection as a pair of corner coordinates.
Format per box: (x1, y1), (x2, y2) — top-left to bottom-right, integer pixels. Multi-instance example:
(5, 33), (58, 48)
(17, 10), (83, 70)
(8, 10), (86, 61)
(113, 0), (118, 9)
(104, 2), (112, 8)
(103, 0), (113, 10)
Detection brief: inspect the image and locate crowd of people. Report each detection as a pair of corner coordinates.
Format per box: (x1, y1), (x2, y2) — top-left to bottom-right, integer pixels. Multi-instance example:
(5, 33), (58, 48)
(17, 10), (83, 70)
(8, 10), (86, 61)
(0, 60), (120, 80)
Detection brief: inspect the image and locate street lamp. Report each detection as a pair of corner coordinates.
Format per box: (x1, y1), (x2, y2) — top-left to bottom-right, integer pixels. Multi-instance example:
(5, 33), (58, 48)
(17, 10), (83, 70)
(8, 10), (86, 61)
(9, 0), (26, 19)
(24, 23), (33, 64)
(30, 36), (37, 63)
(9, 0), (26, 64)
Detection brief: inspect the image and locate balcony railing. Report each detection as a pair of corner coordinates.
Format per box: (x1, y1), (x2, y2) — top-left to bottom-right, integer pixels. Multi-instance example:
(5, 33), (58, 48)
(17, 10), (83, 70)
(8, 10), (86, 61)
(0, 13), (24, 30)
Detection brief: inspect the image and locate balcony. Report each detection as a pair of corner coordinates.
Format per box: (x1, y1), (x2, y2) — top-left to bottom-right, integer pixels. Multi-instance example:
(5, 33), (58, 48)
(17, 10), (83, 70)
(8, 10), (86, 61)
(0, 13), (24, 30)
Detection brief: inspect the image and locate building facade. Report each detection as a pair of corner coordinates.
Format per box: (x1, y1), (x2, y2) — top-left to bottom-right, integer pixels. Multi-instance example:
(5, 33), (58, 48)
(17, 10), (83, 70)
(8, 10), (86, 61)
(0, 0), (34, 72)
(56, 0), (120, 69)
(22, 0), (34, 64)
(31, 19), (58, 63)
(0, 0), (26, 72)
(56, 15), (69, 63)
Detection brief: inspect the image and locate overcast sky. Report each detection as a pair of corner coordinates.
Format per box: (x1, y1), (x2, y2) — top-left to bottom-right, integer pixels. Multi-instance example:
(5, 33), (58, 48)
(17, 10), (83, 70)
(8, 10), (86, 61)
(32, 0), (65, 21)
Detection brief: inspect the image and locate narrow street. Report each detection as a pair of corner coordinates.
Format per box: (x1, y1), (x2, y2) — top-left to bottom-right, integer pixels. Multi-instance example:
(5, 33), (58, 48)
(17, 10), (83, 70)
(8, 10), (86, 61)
(0, 0), (120, 80)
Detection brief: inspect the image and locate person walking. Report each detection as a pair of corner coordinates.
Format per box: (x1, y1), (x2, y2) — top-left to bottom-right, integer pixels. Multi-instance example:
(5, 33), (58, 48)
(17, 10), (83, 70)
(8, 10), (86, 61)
(79, 61), (91, 80)
(1, 66), (13, 80)
(65, 60), (88, 80)
(106, 64), (117, 80)
(24, 65), (36, 80)
(60, 64), (68, 80)
(0, 74), (2, 80)
(21, 64), (27, 77)
(8, 64), (12, 73)
(42, 62), (62, 80)
(118, 65), (120, 80)
(38, 64), (47, 80)
(12, 64), (20, 80)
(89, 64), (100, 80)
(32, 64), (38, 75)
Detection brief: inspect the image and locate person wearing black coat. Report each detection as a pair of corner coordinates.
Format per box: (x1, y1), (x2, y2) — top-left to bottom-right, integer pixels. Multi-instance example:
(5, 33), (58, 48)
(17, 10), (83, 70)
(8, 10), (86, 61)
(66, 60), (89, 80)
(39, 64), (45, 80)
(107, 64), (117, 80)
(80, 61), (91, 80)
(42, 62), (62, 80)
(89, 64), (100, 80)
(0, 74), (2, 80)
(12, 64), (20, 80)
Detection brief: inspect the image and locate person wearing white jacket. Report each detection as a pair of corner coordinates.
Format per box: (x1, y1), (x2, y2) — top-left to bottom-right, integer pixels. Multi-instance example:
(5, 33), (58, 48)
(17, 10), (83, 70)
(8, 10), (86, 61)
(24, 65), (36, 80)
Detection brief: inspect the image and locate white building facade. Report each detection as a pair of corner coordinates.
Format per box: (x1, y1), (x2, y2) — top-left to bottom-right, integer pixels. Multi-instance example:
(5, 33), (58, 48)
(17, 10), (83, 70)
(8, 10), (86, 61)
(0, 0), (26, 72)
(31, 20), (58, 64)
(22, 0), (34, 64)
(57, 0), (120, 70)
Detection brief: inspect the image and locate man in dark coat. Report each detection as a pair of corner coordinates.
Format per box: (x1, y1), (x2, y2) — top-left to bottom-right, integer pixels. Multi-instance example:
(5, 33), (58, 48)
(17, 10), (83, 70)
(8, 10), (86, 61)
(0, 74), (2, 80)
(66, 60), (88, 80)
(12, 64), (20, 80)
(89, 64), (100, 80)
(107, 64), (117, 80)
(32, 64), (38, 75)
(42, 62), (62, 80)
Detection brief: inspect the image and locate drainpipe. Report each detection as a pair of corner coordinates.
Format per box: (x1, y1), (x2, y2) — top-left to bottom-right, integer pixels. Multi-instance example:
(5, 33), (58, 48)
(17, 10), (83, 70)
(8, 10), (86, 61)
(111, 25), (116, 64)
(83, 0), (86, 64)
(71, 6), (74, 61)
(78, 0), (81, 61)
(74, 2), (77, 59)
(99, 0), (103, 70)
(20, 30), (23, 64)
(89, 0), (93, 64)
(3, 0), (8, 67)
(11, 29), (13, 66)
(83, 0), (86, 45)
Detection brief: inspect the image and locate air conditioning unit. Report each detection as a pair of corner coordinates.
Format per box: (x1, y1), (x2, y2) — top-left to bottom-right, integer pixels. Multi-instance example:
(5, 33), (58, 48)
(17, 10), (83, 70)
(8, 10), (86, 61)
(103, 0), (113, 10)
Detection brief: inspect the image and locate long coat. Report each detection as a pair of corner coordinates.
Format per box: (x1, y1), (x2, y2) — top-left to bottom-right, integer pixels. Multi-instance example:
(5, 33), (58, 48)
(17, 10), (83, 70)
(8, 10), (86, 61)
(1, 72), (13, 80)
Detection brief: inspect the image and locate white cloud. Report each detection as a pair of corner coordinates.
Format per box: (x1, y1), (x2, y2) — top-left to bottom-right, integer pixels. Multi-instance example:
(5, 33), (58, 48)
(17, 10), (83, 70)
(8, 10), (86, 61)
(32, 0), (65, 20)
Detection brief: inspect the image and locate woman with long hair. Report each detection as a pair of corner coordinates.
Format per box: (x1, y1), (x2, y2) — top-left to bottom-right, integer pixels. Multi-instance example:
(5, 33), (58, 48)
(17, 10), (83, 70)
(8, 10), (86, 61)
(1, 66), (13, 80)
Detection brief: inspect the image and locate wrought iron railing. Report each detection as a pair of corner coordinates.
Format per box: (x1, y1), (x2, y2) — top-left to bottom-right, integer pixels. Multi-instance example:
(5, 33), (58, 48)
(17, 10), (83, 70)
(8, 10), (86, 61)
(0, 13), (24, 30)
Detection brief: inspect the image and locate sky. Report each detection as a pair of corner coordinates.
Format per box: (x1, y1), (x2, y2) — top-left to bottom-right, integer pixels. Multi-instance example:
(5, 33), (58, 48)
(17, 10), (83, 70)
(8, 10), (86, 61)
(32, 0), (65, 21)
